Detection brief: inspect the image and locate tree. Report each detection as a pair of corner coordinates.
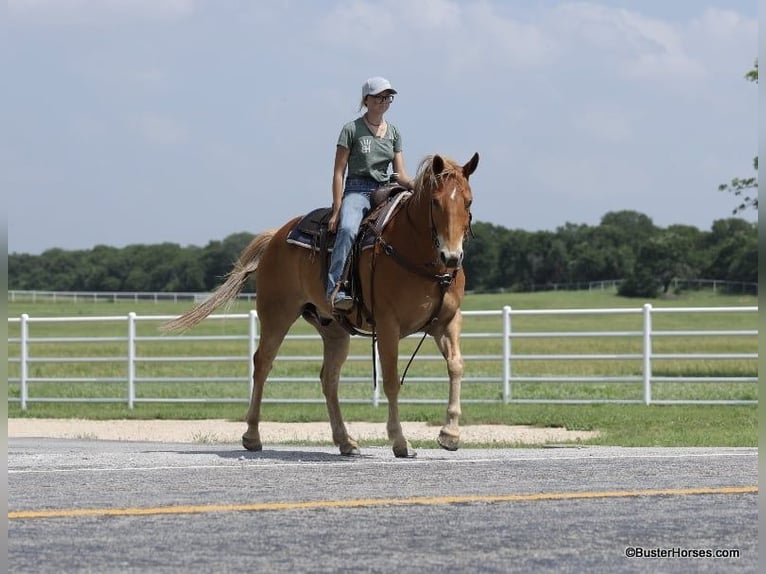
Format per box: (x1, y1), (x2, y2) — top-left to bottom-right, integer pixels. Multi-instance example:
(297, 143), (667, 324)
(726, 233), (757, 284)
(463, 222), (507, 291)
(633, 230), (696, 293)
(617, 267), (659, 298)
(719, 60), (758, 214)
(7, 210), (757, 295)
(202, 232), (255, 291)
(703, 219), (757, 283)
(495, 230), (534, 291)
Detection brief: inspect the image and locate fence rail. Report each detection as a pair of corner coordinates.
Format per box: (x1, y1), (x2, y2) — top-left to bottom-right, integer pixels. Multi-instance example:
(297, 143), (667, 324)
(7, 279), (758, 304)
(6, 305), (758, 409)
(7, 290), (256, 304)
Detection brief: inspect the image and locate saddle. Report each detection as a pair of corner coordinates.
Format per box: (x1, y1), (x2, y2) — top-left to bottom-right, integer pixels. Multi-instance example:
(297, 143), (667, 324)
(286, 183), (406, 250)
(286, 183), (411, 322)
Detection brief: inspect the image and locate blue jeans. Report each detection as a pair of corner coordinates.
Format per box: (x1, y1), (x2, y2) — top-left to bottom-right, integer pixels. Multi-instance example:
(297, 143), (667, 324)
(326, 178), (379, 298)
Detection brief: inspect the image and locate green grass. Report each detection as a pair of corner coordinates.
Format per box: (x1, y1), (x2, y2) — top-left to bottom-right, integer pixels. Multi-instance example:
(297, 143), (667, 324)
(5, 402), (756, 448)
(6, 290), (758, 447)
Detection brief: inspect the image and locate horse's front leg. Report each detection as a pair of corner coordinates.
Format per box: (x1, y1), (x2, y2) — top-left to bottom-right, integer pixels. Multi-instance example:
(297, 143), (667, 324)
(432, 312), (464, 451)
(377, 328), (416, 458)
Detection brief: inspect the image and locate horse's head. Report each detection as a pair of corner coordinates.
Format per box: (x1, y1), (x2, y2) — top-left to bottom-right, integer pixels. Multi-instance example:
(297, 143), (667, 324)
(416, 152), (479, 269)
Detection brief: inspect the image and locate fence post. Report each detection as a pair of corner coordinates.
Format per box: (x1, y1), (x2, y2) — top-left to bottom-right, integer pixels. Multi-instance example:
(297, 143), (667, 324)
(127, 312), (136, 409)
(642, 303), (652, 405)
(502, 305), (512, 403)
(248, 310), (258, 396)
(20, 314), (29, 411)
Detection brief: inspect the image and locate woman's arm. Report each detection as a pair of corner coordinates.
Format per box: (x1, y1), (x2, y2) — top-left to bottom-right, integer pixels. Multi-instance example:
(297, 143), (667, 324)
(392, 151), (414, 190)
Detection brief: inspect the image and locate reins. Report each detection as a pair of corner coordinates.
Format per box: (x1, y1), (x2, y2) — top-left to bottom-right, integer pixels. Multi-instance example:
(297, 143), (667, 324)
(367, 186), (464, 387)
(369, 238), (458, 387)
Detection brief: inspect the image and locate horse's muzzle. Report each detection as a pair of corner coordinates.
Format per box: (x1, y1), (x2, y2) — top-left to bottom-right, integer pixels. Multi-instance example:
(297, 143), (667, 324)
(439, 250), (464, 269)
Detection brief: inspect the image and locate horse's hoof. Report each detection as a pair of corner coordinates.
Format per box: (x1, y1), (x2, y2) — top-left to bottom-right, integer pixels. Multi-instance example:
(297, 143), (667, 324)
(242, 434), (262, 452)
(393, 444), (417, 458)
(438, 431), (460, 452)
(340, 448), (362, 456)
(341, 446), (361, 456)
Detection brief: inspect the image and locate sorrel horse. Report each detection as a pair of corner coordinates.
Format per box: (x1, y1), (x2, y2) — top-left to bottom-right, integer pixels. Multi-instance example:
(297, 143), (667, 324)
(163, 153), (479, 457)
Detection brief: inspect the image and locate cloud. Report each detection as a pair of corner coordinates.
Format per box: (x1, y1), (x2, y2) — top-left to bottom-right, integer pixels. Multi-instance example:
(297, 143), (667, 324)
(548, 2), (706, 82)
(317, 0), (552, 76)
(569, 105), (633, 144)
(401, 0), (461, 30)
(316, 1), (745, 83)
(461, 2), (553, 68)
(8, 0), (196, 25)
(130, 113), (188, 146)
(689, 7), (757, 40)
(317, 0), (396, 44)
(686, 7), (757, 73)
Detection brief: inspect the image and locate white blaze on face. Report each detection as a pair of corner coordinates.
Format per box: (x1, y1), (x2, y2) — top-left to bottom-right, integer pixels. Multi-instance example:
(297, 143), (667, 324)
(436, 185), (465, 267)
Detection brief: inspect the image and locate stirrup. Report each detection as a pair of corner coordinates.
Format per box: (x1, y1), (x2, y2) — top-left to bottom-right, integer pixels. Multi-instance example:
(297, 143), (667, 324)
(332, 291), (354, 311)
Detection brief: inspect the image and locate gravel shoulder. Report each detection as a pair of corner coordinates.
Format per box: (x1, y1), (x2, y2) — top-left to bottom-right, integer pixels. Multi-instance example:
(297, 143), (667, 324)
(8, 419), (599, 446)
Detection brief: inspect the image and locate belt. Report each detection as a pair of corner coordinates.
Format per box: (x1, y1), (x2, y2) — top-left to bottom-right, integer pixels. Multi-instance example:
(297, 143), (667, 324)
(347, 175), (385, 184)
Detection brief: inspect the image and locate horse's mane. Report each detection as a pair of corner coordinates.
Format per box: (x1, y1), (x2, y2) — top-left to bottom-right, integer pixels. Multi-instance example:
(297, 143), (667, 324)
(411, 155), (465, 200)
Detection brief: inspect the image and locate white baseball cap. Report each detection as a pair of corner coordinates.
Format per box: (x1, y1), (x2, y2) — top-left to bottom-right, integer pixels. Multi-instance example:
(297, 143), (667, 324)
(362, 77), (397, 98)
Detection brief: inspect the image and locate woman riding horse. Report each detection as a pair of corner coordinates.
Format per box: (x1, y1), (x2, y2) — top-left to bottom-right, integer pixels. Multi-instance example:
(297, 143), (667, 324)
(163, 152), (479, 458)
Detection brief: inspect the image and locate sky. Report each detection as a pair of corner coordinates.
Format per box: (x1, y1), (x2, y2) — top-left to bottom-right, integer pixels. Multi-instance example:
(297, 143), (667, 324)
(3, 0), (758, 255)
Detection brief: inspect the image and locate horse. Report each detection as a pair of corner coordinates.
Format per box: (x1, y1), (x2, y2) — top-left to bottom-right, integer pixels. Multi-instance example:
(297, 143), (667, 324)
(163, 152), (479, 458)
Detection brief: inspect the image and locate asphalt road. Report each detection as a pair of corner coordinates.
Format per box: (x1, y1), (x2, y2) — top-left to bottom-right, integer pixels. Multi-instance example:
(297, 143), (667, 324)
(8, 439), (758, 573)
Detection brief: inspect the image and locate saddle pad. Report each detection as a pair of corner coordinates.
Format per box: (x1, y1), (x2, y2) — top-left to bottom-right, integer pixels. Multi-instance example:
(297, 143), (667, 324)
(286, 207), (335, 252)
(297, 207), (332, 235)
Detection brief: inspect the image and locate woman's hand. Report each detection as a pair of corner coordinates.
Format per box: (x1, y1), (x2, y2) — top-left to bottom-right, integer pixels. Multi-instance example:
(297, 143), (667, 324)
(328, 210), (340, 233)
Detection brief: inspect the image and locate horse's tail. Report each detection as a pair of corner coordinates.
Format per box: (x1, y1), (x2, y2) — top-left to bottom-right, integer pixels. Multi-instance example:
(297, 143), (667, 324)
(161, 230), (277, 333)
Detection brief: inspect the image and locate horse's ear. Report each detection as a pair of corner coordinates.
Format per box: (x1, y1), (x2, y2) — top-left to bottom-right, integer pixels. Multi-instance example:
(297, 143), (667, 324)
(463, 153), (479, 179)
(432, 155), (445, 176)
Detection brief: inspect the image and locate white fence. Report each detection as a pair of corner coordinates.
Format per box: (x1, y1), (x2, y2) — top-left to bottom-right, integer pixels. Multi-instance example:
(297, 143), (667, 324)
(7, 279), (757, 304)
(6, 305), (758, 409)
(7, 290), (256, 304)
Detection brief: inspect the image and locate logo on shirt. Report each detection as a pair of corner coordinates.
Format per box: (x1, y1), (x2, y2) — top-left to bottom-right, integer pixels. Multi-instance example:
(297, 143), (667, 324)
(360, 137), (372, 154)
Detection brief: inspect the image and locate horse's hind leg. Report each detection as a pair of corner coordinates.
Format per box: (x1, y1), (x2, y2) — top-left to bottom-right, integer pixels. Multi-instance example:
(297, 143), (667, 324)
(431, 312), (464, 451)
(316, 322), (360, 455)
(242, 306), (299, 452)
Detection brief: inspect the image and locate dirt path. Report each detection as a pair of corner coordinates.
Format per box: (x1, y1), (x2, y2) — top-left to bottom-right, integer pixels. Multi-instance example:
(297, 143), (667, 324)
(8, 419), (599, 445)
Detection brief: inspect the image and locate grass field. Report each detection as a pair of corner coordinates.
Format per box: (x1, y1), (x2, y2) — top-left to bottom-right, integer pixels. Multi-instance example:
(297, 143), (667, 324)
(6, 289), (758, 447)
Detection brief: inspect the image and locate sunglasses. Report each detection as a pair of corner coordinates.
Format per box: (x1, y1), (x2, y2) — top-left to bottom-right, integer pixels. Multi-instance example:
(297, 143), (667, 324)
(368, 94), (394, 104)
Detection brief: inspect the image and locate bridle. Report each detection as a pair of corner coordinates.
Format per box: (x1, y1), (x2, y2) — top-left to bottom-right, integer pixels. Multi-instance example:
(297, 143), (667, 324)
(401, 174), (473, 258)
(430, 210), (475, 252)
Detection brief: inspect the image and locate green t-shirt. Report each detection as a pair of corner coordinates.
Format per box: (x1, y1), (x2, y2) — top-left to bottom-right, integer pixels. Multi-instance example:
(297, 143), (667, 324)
(337, 117), (402, 183)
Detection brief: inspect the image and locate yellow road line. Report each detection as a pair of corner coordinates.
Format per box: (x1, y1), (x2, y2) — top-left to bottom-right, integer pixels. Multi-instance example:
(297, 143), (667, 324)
(9, 485), (757, 520)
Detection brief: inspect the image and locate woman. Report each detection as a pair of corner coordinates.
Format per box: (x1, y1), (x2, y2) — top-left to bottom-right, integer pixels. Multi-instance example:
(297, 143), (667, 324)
(327, 76), (415, 310)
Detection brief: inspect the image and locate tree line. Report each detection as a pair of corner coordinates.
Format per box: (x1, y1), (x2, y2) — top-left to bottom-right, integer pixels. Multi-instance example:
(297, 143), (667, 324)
(8, 210), (757, 298)
(462, 211), (755, 297)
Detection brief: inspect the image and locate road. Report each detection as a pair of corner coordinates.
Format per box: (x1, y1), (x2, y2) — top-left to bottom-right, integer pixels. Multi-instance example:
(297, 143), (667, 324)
(8, 439), (758, 573)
